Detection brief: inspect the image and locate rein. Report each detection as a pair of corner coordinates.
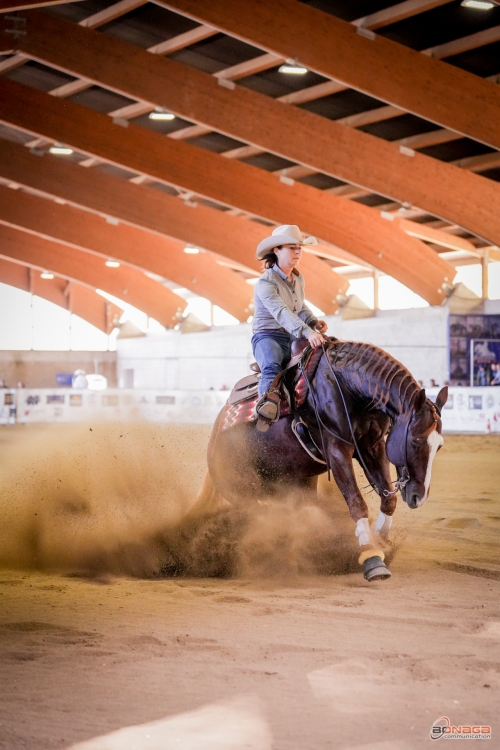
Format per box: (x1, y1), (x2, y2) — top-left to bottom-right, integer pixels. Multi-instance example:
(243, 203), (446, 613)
(300, 342), (412, 497)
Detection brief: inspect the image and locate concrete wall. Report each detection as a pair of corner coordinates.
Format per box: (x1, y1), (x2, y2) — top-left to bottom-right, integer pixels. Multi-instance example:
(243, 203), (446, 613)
(0, 350), (117, 388)
(117, 325), (253, 391)
(117, 306), (450, 390)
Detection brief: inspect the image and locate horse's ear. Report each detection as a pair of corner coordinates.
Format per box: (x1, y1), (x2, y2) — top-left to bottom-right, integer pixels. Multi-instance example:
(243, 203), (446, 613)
(436, 385), (448, 412)
(413, 388), (426, 412)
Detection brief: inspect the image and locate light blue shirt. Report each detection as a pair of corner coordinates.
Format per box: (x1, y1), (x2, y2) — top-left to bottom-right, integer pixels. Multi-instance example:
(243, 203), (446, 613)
(252, 265), (317, 339)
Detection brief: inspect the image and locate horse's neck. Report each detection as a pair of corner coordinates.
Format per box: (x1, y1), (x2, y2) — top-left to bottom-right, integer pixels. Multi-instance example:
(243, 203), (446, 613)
(328, 342), (418, 419)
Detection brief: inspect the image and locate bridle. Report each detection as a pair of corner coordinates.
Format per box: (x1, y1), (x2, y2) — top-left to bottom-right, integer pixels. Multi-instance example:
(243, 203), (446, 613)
(299, 342), (440, 499)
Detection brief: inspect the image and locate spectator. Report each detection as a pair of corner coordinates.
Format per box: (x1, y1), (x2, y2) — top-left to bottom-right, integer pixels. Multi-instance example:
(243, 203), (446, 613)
(0, 379), (7, 388)
(417, 380), (424, 387)
(491, 363), (500, 386)
(477, 365), (488, 387)
(17, 381), (25, 389)
(72, 369), (88, 389)
(430, 379), (439, 388)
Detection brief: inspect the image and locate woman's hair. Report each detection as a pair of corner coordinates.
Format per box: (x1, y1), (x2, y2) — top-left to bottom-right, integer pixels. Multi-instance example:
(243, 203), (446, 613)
(263, 248), (280, 268)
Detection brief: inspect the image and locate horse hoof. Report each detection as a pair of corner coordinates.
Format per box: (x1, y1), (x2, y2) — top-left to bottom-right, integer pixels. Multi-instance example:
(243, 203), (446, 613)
(363, 555), (391, 582)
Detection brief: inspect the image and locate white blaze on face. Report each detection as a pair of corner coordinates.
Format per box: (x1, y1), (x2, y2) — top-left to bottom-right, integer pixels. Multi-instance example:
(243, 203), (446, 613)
(421, 428), (444, 504)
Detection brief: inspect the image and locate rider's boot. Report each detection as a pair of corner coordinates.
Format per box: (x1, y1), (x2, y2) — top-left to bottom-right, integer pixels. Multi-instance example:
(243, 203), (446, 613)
(255, 388), (280, 423)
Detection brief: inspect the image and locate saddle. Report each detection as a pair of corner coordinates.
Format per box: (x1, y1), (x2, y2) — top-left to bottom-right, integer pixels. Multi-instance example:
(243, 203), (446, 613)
(220, 338), (328, 458)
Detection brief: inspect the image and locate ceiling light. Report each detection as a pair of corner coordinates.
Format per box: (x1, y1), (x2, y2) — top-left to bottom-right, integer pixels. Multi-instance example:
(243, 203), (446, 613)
(278, 64), (308, 75)
(40, 271), (54, 279)
(183, 246), (200, 254)
(105, 260), (120, 268)
(461, 0), (495, 8)
(49, 146), (73, 155)
(149, 110), (175, 121)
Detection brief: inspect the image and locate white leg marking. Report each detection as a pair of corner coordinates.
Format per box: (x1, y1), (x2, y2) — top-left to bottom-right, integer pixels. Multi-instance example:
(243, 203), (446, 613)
(355, 517), (373, 547)
(422, 429), (443, 504)
(374, 511), (392, 539)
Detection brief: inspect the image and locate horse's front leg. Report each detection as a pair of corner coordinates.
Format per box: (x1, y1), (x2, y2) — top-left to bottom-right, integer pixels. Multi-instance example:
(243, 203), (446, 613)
(356, 434), (395, 542)
(328, 443), (390, 581)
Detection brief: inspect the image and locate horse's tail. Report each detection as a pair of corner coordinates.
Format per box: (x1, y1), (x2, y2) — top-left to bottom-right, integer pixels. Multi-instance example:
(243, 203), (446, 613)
(185, 470), (231, 520)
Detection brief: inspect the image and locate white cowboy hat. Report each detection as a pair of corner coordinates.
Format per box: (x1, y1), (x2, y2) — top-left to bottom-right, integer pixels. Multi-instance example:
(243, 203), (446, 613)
(256, 224), (317, 260)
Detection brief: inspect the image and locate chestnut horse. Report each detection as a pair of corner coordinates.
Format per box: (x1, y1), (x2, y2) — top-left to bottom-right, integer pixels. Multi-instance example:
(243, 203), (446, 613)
(195, 340), (448, 581)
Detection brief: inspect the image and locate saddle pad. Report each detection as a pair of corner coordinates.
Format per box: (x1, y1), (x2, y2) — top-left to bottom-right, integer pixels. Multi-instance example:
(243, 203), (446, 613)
(219, 345), (323, 432)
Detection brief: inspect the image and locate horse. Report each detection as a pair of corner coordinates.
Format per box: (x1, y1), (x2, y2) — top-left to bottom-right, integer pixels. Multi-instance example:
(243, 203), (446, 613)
(193, 339), (448, 581)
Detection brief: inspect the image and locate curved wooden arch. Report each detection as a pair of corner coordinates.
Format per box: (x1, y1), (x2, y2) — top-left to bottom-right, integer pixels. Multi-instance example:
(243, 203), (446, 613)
(16, 10), (500, 250)
(0, 141), (348, 314)
(0, 77), (454, 304)
(0, 257), (123, 333)
(0, 224), (187, 328)
(0, 185), (254, 321)
(160, 0), (500, 151)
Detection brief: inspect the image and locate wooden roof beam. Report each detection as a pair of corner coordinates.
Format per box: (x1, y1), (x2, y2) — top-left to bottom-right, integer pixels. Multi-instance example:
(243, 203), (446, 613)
(110, 51), (283, 124)
(0, 223), (185, 327)
(0, 0), (82, 10)
(0, 140), (345, 316)
(68, 285), (123, 334)
(158, 0), (500, 151)
(11, 13), (499, 257)
(0, 181), (254, 321)
(0, 258), (123, 333)
(423, 24), (500, 59)
(0, 101), (358, 315)
(0, 145), (341, 316)
(354, 1), (454, 30)
(0, 77), (451, 303)
(398, 219), (480, 254)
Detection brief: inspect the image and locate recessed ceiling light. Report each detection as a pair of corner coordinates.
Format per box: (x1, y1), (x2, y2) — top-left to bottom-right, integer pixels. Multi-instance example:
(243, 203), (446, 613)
(183, 246), (200, 254)
(40, 271), (54, 279)
(149, 110), (175, 121)
(278, 64), (308, 75)
(49, 146), (73, 155)
(105, 260), (120, 268)
(461, 0), (495, 8)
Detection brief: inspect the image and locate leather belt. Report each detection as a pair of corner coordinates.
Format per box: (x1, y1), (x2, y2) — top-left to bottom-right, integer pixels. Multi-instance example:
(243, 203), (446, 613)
(257, 327), (288, 333)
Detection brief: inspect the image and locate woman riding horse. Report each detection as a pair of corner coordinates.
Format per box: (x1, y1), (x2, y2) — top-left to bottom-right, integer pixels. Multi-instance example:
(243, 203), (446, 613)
(253, 224), (328, 422)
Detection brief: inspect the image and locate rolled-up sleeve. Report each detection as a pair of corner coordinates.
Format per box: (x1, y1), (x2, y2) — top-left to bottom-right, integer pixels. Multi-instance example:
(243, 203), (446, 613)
(255, 278), (314, 339)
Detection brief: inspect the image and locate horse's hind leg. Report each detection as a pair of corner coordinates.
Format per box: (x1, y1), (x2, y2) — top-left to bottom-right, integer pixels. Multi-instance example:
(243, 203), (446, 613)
(186, 471), (231, 520)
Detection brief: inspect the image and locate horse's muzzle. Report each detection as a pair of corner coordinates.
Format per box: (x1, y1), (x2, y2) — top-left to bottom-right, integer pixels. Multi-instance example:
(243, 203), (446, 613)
(402, 480), (427, 509)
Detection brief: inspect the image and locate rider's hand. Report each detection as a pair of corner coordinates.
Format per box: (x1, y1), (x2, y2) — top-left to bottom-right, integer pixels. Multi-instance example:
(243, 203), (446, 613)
(308, 331), (326, 348)
(315, 320), (328, 334)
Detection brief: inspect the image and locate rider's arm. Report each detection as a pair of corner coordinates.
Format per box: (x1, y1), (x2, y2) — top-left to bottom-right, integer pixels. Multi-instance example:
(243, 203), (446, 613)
(298, 304), (327, 335)
(254, 278), (316, 339)
(297, 302), (317, 329)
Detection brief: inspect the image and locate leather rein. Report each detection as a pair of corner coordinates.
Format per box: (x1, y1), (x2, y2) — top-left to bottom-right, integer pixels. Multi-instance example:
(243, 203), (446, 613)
(299, 342), (439, 498)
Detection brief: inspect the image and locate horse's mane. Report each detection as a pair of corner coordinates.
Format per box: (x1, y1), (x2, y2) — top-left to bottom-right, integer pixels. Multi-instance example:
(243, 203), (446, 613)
(326, 340), (420, 416)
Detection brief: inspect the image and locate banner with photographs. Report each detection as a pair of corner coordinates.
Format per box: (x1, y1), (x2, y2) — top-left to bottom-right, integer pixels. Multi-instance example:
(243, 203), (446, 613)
(449, 314), (500, 386)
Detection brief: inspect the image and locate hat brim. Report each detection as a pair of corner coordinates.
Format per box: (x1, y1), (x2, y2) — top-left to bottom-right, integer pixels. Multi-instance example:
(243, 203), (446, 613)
(256, 234), (304, 260)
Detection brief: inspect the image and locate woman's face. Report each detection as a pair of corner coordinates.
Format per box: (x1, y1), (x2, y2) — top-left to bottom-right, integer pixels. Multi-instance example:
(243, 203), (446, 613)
(275, 243), (302, 268)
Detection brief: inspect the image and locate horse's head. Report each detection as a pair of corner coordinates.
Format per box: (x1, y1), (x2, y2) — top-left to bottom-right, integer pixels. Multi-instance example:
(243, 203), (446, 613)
(386, 386), (448, 509)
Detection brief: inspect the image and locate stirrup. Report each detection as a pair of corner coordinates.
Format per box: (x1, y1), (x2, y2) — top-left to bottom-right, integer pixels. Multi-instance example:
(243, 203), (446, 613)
(255, 389), (281, 432)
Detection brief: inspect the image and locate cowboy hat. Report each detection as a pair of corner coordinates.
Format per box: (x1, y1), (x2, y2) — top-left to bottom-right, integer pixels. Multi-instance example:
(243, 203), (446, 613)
(256, 224), (317, 260)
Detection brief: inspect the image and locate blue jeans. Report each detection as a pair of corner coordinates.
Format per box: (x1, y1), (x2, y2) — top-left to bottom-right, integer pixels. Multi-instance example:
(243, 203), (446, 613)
(252, 331), (292, 396)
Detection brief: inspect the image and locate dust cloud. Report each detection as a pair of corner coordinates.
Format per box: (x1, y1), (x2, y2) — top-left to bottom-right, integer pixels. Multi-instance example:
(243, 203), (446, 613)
(0, 423), (363, 579)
